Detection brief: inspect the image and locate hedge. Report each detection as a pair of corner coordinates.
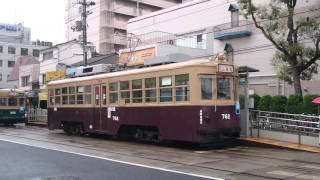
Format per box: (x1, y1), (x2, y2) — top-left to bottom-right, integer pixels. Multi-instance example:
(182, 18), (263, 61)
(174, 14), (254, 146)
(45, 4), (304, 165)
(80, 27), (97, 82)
(249, 94), (319, 115)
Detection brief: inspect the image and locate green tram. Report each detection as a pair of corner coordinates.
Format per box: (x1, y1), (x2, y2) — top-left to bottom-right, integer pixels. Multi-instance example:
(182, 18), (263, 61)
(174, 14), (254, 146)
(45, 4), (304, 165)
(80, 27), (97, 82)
(0, 89), (26, 125)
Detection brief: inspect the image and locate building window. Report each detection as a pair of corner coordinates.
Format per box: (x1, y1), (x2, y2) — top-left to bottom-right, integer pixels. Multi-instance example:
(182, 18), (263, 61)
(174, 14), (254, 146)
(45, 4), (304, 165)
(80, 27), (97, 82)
(175, 74), (189, 101)
(217, 78), (231, 100)
(201, 77), (212, 100)
(8, 61), (15, 67)
(145, 77), (157, 103)
(8, 47), (16, 54)
(21, 48), (28, 56)
(21, 76), (30, 87)
(229, 4), (239, 27)
(0, 60), (2, 67)
(42, 74), (46, 85)
(0, 46), (3, 53)
(33, 49), (40, 57)
(197, 35), (203, 43)
(0, 73), (2, 81)
(43, 51), (53, 60)
(159, 76), (172, 102)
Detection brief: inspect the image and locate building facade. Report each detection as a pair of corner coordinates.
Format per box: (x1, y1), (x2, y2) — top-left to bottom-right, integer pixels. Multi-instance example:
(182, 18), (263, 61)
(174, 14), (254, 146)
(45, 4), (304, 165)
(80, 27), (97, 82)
(38, 40), (92, 88)
(127, 0), (320, 96)
(65, 0), (182, 54)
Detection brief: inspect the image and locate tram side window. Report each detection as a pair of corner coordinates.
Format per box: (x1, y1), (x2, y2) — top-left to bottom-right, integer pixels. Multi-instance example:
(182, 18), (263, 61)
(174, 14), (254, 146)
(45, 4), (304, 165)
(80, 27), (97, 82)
(62, 87), (68, 105)
(145, 78), (157, 103)
(8, 97), (17, 106)
(120, 81), (130, 104)
(175, 74), (189, 101)
(102, 85), (107, 105)
(132, 79), (142, 103)
(109, 82), (118, 104)
(49, 89), (54, 106)
(160, 76), (172, 102)
(217, 78), (231, 100)
(0, 98), (7, 106)
(69, 87), (76, 104)
(84, 86), (92, 104)
(19, 98), (24, 106)
(55, 88), (61, 105)
(201, 78), (213, 100)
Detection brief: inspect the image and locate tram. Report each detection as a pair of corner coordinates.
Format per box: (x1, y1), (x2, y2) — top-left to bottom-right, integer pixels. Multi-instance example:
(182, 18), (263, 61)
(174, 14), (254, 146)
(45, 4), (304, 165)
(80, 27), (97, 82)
(47, 55), (240, 143)
(0, 89), (26, 125)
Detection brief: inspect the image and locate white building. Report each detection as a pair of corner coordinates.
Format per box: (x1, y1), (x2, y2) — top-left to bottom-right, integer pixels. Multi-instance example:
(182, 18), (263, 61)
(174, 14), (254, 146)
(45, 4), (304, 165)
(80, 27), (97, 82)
(38, 39), (92, 87)
(65, 0), (183, 54)
(127, 0), (320, 95)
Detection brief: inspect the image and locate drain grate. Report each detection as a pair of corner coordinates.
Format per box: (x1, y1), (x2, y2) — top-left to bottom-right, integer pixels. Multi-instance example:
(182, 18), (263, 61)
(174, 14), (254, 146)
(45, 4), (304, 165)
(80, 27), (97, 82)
(34, 176), (84, 180)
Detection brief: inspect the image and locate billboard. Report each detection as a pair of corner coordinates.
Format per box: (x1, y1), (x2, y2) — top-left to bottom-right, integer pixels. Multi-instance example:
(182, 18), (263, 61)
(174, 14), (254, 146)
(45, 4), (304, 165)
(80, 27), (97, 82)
(45, 70), (66, 83)
(119, 47), (156, 66)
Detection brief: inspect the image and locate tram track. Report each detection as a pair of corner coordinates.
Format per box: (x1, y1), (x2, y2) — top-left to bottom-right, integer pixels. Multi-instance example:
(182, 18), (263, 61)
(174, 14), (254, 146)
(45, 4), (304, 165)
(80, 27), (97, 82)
(0, 127), (319, 180)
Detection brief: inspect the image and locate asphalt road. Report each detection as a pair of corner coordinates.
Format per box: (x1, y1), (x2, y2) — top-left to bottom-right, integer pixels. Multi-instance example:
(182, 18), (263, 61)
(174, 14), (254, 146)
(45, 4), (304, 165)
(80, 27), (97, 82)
(0, 140), (212, 180)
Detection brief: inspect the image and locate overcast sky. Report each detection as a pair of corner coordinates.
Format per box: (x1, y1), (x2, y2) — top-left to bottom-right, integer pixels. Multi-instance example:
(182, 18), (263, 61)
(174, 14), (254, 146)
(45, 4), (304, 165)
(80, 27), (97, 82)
(0, 0), (67, 44)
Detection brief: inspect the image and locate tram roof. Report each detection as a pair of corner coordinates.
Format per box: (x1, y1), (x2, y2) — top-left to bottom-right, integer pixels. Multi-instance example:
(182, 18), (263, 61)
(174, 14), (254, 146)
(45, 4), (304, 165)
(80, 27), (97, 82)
(48, 58), (217, 86)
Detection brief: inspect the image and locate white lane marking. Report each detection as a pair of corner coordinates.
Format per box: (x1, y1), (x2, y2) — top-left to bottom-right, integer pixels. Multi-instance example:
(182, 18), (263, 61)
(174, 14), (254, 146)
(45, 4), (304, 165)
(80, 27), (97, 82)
(0, 138), (224, 180)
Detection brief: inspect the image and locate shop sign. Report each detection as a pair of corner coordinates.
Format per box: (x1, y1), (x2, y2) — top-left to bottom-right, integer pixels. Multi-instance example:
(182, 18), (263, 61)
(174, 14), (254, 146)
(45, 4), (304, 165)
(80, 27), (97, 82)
(45, 70), (66, 83)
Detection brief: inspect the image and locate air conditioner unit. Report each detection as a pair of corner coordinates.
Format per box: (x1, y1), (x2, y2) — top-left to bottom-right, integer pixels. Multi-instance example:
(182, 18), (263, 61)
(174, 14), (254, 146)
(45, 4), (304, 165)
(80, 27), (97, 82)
(75, 64), (111, 77)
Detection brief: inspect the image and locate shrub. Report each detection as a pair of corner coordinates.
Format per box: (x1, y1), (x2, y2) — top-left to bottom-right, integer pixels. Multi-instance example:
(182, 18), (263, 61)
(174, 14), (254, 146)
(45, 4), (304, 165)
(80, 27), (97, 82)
(258, 95), (272, 111)
(271, 95), (287, 112)
(250, 94), (260, 109)
(286, 95), (303, 114)
(303, 94), (319, 115)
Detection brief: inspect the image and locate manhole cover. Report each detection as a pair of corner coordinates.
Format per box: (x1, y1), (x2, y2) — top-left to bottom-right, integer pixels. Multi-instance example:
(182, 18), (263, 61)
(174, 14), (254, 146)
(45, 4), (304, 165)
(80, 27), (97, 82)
(34, 176), (84, 180)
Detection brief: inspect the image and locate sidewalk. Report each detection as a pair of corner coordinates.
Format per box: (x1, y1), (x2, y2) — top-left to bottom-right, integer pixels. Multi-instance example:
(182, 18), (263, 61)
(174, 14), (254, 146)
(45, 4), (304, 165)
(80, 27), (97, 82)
(240, 137), (320, 153)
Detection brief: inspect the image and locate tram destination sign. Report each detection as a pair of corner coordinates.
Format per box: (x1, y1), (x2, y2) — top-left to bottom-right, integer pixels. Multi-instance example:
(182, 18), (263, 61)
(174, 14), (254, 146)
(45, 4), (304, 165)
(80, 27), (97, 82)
(218, 64), (234, 73)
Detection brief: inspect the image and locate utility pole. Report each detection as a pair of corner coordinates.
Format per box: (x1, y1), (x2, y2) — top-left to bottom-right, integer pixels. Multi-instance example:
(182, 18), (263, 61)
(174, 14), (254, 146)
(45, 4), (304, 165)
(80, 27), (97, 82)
(77, 0), (95, 66)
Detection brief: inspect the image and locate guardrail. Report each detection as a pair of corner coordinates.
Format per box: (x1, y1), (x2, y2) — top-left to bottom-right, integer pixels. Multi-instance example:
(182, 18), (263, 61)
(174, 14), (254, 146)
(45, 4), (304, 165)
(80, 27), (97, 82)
(249, 110), (320, 140)
(27, 109), (48, 125)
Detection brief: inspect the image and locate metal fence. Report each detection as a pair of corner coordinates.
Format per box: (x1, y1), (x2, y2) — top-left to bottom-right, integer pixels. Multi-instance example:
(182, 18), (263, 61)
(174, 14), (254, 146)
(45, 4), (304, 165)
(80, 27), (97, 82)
(249, 110), (320, 137)
(27, 109), (48, 125)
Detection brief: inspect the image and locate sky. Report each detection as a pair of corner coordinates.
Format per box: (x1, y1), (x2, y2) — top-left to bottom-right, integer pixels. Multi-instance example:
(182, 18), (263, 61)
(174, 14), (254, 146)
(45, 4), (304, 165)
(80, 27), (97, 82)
(0, 0), (67, 44)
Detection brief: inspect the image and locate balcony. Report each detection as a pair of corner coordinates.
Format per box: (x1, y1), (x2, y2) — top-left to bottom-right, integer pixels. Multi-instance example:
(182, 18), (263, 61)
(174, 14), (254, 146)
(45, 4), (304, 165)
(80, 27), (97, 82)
(114, 35), (127, 45)
(214, 20), (252, 41)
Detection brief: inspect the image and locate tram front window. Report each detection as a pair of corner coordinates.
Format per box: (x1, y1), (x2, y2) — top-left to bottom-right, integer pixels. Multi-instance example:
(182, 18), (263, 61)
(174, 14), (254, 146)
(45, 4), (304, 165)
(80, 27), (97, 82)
(201, 78), (212, 100)
(217, 78), (231, 100)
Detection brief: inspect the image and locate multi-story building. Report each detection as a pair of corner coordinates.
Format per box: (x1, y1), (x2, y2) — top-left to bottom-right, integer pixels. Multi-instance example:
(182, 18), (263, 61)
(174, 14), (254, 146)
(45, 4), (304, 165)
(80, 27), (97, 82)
(38, 39), (92, 88)
(127, 0), (320, 96)
(65, 0), (182, 54)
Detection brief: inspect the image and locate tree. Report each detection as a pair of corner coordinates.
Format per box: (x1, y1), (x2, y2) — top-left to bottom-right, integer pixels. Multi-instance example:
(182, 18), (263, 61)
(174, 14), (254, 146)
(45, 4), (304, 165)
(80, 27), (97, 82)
(238, 0), (320, 96)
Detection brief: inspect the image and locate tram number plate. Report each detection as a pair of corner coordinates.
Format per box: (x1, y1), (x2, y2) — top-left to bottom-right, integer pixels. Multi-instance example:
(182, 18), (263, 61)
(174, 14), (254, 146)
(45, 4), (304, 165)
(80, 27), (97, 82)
(10, 111), (16, 115)
(221, 113), (230, 120)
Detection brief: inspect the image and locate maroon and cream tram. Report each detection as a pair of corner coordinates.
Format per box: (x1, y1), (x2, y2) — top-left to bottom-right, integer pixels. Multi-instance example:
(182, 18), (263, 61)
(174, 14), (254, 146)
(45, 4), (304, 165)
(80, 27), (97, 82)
(47, 56), (240, 143)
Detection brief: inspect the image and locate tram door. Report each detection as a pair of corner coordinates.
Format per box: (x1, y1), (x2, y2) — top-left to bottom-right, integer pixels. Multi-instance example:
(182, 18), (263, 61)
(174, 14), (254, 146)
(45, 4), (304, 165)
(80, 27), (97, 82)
(94, 84), (108, 131)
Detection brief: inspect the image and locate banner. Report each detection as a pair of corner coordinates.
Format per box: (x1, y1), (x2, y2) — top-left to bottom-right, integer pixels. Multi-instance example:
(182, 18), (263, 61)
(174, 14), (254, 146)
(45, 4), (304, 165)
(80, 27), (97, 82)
(119, 47), (155, 66)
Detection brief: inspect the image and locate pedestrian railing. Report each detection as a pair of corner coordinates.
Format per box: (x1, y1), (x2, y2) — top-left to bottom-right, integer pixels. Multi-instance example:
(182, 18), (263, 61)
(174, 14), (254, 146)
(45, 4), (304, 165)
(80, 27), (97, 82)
(249, 110), (320, 137)
(27, 108), (48, 125)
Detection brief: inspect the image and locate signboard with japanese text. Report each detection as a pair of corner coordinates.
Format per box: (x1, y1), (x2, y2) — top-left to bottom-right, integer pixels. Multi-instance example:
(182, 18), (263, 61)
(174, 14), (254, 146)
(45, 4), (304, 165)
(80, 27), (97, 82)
(119, 47), (156, 66)
(45, 70), (66, 83)
(218, 64), (234, 73)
